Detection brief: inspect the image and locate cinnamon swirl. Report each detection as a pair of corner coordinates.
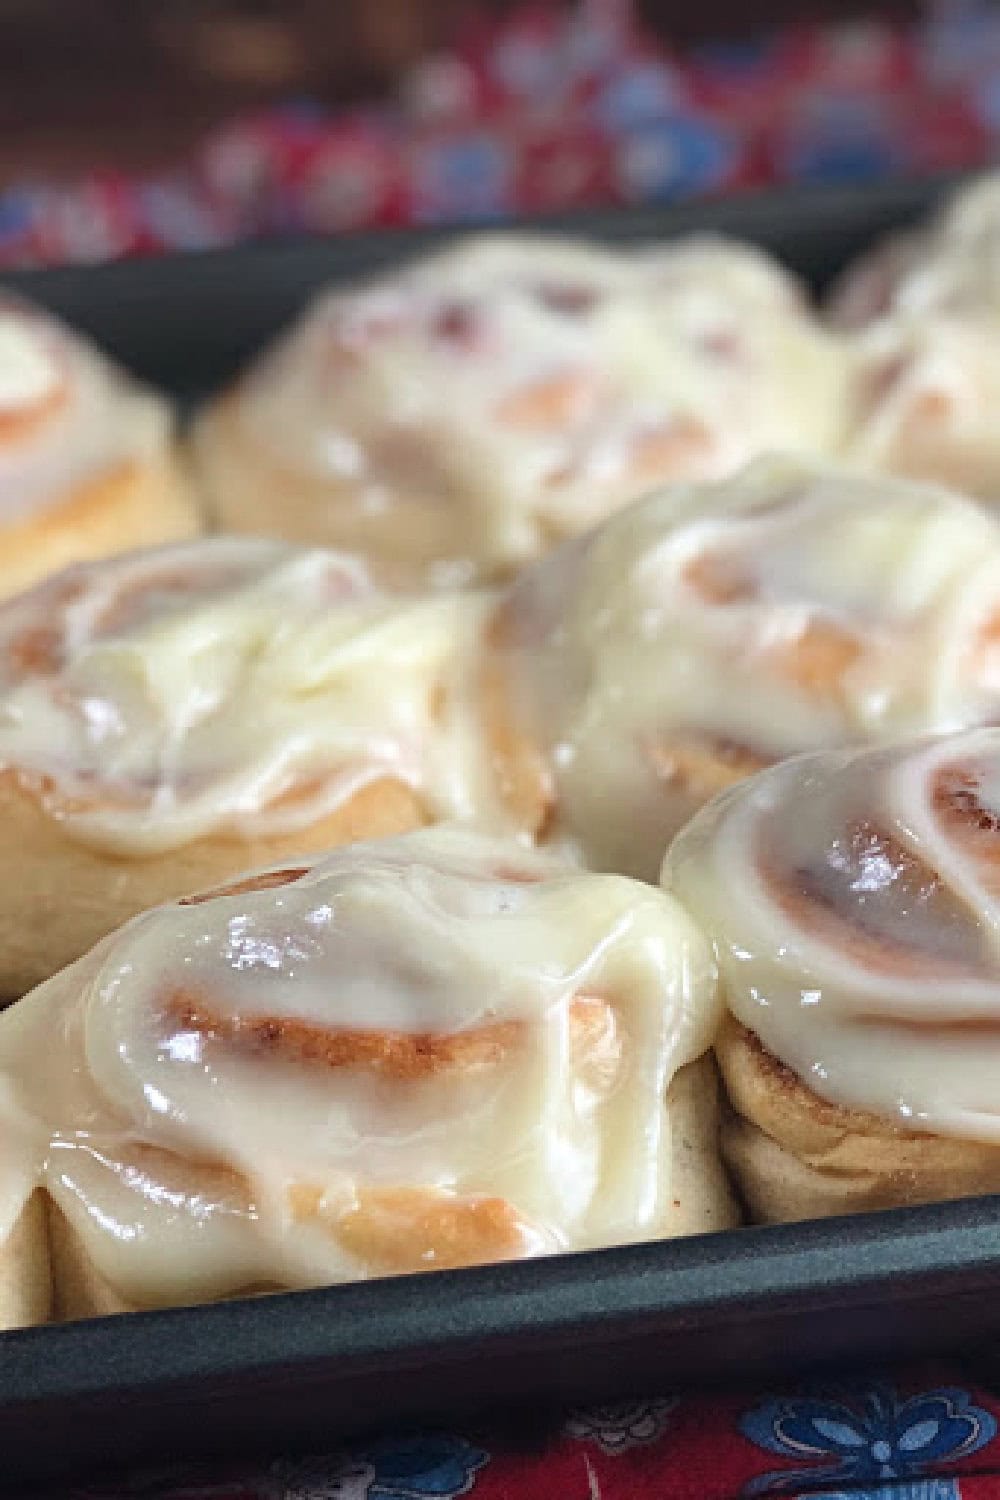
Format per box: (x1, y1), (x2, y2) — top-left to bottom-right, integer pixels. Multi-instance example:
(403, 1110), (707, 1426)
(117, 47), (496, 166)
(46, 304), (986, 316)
(0, 827), (732, 1323)
(665, 728), (1000, 1223)
(0, 295), (199, 600)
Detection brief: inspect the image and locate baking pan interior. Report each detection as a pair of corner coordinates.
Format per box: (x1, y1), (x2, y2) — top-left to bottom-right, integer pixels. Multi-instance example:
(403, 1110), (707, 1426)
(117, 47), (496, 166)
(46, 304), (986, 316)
(3, 172), (1000, 1494)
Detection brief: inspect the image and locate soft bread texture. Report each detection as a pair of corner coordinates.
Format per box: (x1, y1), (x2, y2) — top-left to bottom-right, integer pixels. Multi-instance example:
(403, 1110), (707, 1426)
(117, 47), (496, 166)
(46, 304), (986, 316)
(716, 1016), (1000, 1224)
(0, 772), (425, 1000)
(45, 1055), (737, 1322)
(0, 1192), (52, 1329)
(0, 451), (201, 603)
(193, 393), (492, 587)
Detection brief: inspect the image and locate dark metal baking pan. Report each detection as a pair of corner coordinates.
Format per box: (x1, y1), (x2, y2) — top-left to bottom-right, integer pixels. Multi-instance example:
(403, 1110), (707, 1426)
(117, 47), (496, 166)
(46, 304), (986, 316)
(1, 173), (995, 1494)
(5, 173), (957, 397)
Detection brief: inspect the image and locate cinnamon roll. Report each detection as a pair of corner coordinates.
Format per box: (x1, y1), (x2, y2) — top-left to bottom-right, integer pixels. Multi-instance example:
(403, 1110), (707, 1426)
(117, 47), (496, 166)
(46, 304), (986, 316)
(0, 826), (732, 1323)
(832, 174), (1000, 502)
(485, 453), (1000, 880)
(0, 538), (539, 999)
(192, 234), (849, 586)
(0, 295), (199, 600)
(665, 728), (1000, 1224)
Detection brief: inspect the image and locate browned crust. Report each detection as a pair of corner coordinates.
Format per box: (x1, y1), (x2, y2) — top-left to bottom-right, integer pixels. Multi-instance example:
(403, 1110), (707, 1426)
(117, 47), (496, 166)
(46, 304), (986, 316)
(0, 770), (426, 1001)
(715, 1014), (1000, 1223)
(0, 450), (203, 603)
(0, 1191), (52, 1329)
(47, 1196), (138, 1322)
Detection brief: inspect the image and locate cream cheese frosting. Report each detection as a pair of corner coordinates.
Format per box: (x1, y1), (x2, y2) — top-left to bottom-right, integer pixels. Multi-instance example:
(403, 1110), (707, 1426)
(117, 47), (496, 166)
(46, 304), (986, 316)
(0, 298), (174, 525)
(0, 826), (720, 1306)
(834, 174), (1000, 499)
(208, 233), (849, 575)
(0, 538), (502, 854)
(489, 454), (1000, 878)
(665, 729), (1000, 1143)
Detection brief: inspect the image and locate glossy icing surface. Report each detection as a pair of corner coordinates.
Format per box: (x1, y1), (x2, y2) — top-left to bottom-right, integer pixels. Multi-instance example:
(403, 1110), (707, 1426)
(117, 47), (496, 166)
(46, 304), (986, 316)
(837, 174), (1000, 497)
(221, 234), (849, 571)
(0, 827), (719, 1305)
(490, 455), (1000, 878)
(0, 299), (173, 524)
(0, 539), (500, 853)
(666, 729), (1000, 1141)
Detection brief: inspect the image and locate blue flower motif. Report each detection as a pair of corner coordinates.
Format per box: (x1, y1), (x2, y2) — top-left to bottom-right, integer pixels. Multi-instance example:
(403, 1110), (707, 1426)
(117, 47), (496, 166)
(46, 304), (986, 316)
(360, 1433), (489, 1499)
(266, 1434), (488, 1500)
(739, 1383), (996, 1496)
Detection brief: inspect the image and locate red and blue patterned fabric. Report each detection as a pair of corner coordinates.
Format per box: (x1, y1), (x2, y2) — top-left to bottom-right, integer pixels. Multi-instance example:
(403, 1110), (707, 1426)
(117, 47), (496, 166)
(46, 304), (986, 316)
(46, 1367), (1000, 1499)
(3, 0), (1000, 270)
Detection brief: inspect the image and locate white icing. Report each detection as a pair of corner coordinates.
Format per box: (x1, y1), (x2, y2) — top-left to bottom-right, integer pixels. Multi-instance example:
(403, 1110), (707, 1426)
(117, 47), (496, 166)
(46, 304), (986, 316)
(0, 315), (60, 410)
(0, 538), (503, 854)
(665, 729), (1000, 1142)
(0, 826), (719, 1305)
(491, 454), (1000, 878)
(0, 296), (173, 526)
(214, 234), (849, 572)
(838, 174), (1000, 498)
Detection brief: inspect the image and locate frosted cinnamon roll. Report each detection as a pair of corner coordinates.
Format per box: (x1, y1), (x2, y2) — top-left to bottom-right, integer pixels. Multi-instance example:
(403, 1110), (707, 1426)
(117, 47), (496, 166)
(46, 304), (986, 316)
(192, 234), (849, 585)
(0, 826), (732, 1323)
(0, 295), (199, 600)
(832, 174), (1000, 501)
(485, 453), (1000, 880)
(0, 538), (536, 999)
(665, 728), (1000, 1224)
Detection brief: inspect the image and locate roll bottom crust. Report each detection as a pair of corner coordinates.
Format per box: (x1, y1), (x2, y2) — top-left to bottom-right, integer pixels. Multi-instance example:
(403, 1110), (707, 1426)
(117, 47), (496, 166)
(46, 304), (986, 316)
(716, 1014), (1000, 1223)
(0, 451), (202, 603)
(0, 772), (426, 1001)
(0, 1192), (52, 1330)
(45, 1056), (737, 1323)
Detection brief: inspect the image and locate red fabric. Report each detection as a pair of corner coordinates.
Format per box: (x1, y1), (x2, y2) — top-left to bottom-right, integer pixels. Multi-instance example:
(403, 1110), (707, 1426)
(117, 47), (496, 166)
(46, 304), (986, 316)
(45, 1362), (1000, 1499)
(4, 2), (1000, 269)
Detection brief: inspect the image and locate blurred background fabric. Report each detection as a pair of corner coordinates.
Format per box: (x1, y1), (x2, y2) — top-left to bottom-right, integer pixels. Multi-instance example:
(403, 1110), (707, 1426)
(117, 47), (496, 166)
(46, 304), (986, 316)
(0, 0), (998, 265)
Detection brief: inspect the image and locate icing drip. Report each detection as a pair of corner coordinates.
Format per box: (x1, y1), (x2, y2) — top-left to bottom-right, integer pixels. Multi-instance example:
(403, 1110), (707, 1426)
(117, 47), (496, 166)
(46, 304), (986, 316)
(0, 827), (719, 1304)
(666, 728), (1000, 1141)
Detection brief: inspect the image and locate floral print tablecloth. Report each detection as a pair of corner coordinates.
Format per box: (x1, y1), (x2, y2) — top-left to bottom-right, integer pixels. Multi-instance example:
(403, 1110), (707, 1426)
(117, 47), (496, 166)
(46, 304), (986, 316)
(39, 1366), (1000, 1499)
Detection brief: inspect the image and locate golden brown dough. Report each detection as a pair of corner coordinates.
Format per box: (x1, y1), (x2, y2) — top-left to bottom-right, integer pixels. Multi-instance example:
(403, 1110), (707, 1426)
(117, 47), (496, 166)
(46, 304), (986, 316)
(0, 452), (201, 604)
(0, 296), (203, 600)
(0, 771), (424, 1001)
(0, 1192), (52, 1330)
(716, 1017), (1000, 1224)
